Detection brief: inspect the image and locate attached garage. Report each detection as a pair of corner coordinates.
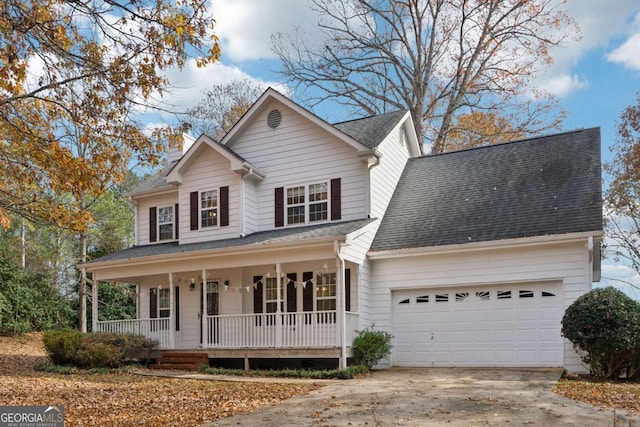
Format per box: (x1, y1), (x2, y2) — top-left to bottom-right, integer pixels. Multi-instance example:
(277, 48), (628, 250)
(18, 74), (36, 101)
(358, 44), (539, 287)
(392, 282), (564, 367)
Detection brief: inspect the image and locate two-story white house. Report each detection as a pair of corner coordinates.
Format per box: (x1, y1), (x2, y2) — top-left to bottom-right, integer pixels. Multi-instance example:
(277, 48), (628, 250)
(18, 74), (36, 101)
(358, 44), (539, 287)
(81, 88), (602, 372)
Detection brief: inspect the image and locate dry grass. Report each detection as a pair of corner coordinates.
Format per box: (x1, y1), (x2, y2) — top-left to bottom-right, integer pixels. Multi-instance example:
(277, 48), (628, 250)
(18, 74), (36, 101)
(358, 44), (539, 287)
(0, 333), (319, 426)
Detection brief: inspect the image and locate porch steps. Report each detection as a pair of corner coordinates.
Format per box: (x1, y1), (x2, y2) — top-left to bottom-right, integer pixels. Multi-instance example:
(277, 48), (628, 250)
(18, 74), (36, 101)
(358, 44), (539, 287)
(150, 351), (209, 371)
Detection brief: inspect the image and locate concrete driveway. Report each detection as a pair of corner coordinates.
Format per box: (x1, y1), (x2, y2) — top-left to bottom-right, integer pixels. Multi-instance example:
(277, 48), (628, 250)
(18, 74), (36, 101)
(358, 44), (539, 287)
(203, 368), (637, 426)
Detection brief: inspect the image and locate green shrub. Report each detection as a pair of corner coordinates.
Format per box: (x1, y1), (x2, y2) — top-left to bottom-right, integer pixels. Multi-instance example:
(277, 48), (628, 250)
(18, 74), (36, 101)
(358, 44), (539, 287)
(199, 365), (369, 379)
(43, 330), (83, 365)
(352, 327), (393, 369)
(562, 287), (640, 379)
(116, 333), (157, 363)
(42, 330), (158, 369)
(76, 341), (123, 368)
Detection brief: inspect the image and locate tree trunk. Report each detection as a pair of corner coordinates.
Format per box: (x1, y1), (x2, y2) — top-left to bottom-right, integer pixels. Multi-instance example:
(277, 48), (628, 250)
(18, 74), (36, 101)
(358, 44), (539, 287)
(79, 194), (88, 333)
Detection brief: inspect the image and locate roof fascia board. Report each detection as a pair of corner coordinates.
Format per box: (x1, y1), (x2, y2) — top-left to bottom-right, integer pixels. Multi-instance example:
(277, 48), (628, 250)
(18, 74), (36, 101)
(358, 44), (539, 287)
(368, 231), (604, 259)
(400, 112), (422, 157)
(222, 88), (370, 152)
(125, 186), (178, 200)
(81, 235), (346, 271)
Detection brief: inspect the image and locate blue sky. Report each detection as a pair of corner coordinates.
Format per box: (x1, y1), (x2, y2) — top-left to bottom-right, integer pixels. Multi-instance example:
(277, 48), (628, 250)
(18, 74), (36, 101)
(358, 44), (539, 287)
(159, 0), (640, 296)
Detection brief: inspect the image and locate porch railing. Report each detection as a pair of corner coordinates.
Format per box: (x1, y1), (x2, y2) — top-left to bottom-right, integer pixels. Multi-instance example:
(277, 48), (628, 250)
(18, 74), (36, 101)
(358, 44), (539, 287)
(96, 318), (172, 349)
(97, 312), (359, 350)
(203, 311), (359, 349)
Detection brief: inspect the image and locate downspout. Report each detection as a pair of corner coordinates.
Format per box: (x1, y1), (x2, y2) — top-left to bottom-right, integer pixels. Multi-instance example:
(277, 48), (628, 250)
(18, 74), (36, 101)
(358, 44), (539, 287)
(587, 236), (594, 286)
(334, 240), (347, 369)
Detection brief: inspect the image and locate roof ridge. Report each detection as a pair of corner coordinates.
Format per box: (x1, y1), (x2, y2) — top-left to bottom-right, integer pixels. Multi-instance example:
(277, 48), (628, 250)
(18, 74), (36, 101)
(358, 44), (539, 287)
(420, 127), (599, 159)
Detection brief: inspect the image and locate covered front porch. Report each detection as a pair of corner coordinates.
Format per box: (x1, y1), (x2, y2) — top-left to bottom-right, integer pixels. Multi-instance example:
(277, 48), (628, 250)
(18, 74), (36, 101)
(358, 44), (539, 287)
(87, 237), (362, 368)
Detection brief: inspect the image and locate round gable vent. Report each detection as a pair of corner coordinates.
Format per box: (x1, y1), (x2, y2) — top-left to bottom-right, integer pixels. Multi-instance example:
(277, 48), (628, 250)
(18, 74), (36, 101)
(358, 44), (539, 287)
(267, 109), (282, 129)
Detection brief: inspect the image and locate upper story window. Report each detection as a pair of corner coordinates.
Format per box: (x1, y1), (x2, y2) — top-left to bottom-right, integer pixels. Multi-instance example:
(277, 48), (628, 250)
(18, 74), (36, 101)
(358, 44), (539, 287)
(158, 206), (174, 241)
(286, 182), (328, 225)
(275, 178), (340, 228)
(200, 190), (218, 228)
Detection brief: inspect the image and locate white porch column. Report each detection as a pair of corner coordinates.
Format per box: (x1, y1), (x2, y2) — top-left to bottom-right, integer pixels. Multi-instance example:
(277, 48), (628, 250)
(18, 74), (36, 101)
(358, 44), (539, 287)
(91, 272), (98, 333)
(169, 272), (175, 348)
(201, 269), (207, 348)
(275, 262), (282, 347)
(335, 241), (347, 369)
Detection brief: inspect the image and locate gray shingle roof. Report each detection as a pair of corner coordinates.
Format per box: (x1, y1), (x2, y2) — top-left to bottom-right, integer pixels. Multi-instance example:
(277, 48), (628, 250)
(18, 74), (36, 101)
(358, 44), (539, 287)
(85, 218), (375, 265)
(333, 111), (408, 149)
(128, 160), (178, 195)
(370, 128), (603, 252)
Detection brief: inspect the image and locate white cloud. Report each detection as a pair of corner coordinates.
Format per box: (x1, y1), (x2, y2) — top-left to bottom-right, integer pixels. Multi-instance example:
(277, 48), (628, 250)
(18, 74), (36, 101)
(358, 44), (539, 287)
(537, 73), (589, 97)
(211, 0), (321, 62)
(159, 60), (285, 112)
(607, 32), (640, 70)
(599, 263), (640, 300)
(540, 1), (640, 97)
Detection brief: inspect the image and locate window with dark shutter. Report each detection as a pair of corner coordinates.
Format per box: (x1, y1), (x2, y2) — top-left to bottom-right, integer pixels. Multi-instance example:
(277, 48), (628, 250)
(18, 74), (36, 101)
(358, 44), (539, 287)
(149, 207), (157, 242)
(174, 203), (179, 239)
(220, 186), (229, 227)
(331, 178), (341, 220)
(345, 268), (351, 311)
(150, 288), (158, 318)
(275, 187), (284, 227)
(190, 191), (198, 230)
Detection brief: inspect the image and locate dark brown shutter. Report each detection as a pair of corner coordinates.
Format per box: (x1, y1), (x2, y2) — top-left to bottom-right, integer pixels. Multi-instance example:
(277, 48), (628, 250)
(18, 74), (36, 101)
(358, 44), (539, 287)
(149, 207), (157, 242)
(150, 288), (158, 318)
(253, 276), (263, 327)
(253, 276), (263, 314)
(302, 272), (314, 312)
(286, 273), (297, 313)
(175, 286), (180, 331)
(220, 186), (229, 227)
(331, 178), (341, 220)
(345, 268), (351, 311)
(174, 203), (179, 239)
(274, 187), (284, 227)
(190, 191), (198, 230)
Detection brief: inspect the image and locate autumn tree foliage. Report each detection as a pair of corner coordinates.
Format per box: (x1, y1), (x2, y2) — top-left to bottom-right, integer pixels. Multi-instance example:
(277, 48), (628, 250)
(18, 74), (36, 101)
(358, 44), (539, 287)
(446, 111), (527, 152)
(0, 0), (221, 231)
(184, 78), (268, 139)
(272, 0), (575, 153)
(605, 91), (640, 278)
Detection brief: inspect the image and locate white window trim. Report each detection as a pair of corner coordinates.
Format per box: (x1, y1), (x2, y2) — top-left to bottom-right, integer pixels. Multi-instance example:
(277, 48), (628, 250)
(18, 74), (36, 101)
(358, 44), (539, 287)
(285, 180), (330, 226)
(199, 188), (220, 230)
(157, 205), (175, 242)
(264, 277), (286, 313)
(315, 270), (337, 312)
(158, 288), (170, 318)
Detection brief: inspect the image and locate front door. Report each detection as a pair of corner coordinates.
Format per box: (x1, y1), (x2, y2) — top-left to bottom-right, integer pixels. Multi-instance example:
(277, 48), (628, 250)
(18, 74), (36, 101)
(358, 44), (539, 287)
(200, 281), (220, 345)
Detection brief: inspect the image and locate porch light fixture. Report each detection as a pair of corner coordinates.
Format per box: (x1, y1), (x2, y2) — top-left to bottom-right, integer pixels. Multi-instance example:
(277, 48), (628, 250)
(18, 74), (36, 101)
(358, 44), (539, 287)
(190, 279), (195, 291)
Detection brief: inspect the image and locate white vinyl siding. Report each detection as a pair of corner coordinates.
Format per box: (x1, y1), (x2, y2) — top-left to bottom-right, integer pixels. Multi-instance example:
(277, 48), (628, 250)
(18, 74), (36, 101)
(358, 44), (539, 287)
(368, 240), (592, 373)
(178, 146), (240, 244)
(229, 101), (369, 231)
(370, 123), (411, 220)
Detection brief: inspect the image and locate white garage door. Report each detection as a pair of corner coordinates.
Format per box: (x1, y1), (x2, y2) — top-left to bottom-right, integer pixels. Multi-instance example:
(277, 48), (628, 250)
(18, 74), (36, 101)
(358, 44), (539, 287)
(392, 283), (563, 367)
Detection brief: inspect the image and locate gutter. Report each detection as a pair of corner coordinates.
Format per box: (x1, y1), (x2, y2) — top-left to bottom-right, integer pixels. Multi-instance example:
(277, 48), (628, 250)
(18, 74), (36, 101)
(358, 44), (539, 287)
(368, 231), (604, 259)
(80, 234), (346, 270)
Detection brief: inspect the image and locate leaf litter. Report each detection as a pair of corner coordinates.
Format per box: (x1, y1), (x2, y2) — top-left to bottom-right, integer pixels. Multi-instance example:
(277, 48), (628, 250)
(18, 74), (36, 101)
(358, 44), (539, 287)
(0, 333), (319, 426)
(554, 378), (640, 414)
